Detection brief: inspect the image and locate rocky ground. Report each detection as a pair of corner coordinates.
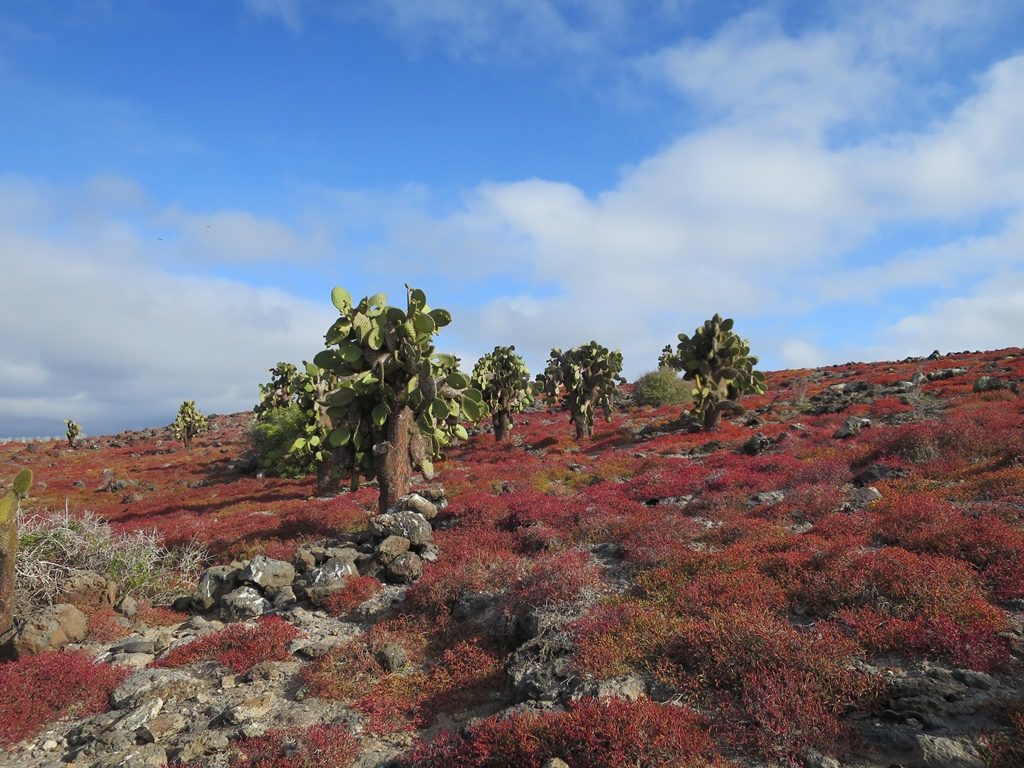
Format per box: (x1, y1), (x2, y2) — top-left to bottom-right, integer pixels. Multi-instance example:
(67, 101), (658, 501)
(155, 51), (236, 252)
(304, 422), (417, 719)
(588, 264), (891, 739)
(2, 349), (1023, 767)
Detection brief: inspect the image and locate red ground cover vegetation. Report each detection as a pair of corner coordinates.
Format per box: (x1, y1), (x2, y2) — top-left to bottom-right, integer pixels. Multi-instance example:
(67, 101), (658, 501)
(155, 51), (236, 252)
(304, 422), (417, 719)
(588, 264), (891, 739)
(4, 348), (1024, 764)
(401, 697), (723, 768)
(0, 651), (129, 746)
(227, 723), (360, 767)
(156, 616), (301, 673)
(322, 574), (382, 617)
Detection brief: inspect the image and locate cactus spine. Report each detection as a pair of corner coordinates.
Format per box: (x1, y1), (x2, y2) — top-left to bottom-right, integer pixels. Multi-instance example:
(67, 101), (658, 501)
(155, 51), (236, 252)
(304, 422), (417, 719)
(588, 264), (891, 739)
(1, 469), (32, 639)
(173, 401), (209, 449)
(294, 286), (485, 510)
(537, 341), (625, 439)
(659, 313), (765, 430)
(471, 345), (534, 441)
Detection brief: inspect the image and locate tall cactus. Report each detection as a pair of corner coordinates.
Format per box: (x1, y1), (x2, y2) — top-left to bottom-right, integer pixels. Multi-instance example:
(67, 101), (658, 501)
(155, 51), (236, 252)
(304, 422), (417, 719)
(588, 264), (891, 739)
(172, 400), (209, 449)
(471, 345), (534, 441)
(63, 419), (81, 448)
(659, 313), (765, 430)
(1, 469), (32, 638)
(254, 362), (299, 418)
(537, 341), (625, 439)
(293, 286), (486, 510)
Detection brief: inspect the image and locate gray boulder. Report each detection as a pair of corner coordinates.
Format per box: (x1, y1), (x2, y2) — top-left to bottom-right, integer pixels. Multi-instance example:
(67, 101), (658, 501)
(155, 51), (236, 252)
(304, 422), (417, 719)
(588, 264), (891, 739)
(191, 565), (240, 611)
(12, 603), (87, 657)
(239, 555), (295, 592)
(914, 735), (985, 768)
(390, 492), (440, 520)
(368, 510), (433, 548)
(386, 552), (423, 584)
(220, 586), (271, 621)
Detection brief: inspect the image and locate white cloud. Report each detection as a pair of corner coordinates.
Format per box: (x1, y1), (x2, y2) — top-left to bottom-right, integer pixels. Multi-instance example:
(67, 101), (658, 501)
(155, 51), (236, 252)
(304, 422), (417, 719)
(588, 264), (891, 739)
(643, 11), (892, 136)
(0, 177), (333, 437)
(779, 340), (827, 369)
(243, 0), (303, 30)
(158, 208), (331, 265)
(884, 274), (1024, 355)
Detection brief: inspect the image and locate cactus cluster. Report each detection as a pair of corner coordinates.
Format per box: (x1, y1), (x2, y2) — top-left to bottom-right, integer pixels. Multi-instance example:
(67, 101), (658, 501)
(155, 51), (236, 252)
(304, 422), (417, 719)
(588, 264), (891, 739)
(659, 314), (765, 430)
(1, 469), (32, 638)
(254, 362), (299, 418)
(293, 286), (485, 509)
(63, 419), (81, 448)
(537, 341), (625, 439)
(471, 345), (535, 441)
(173, 400), (209, 449)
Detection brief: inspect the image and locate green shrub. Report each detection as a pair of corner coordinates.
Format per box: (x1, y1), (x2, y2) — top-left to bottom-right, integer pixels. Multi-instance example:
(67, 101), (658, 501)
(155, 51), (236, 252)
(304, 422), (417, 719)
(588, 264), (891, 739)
(632, 367), (691, 407)
(248, 404), (312, 479)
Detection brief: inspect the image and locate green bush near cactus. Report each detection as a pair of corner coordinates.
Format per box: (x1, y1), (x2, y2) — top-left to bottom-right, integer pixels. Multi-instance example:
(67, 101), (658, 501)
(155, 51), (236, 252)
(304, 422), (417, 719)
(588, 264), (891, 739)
(248, 404), (312, 478)
(632, 367), (692, 408)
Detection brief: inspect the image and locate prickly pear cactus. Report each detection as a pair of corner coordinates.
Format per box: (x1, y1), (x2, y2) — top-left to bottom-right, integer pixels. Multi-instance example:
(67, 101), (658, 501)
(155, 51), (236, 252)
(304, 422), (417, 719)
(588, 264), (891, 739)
(254, 362), (299, 418)
(659, 313), (765, 430)
(63, 419), (81, 448)
(294, 285), (486, 510)
(471, 345), (534, 441)
(1, 469), (32, 638)
(537, 341), (625, 439)
(172, 400), (209, 449)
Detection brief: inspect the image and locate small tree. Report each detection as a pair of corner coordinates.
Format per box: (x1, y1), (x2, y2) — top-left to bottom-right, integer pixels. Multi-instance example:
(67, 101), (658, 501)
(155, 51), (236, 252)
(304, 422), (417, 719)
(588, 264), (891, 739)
(1, 469), (32, 638)
(293, 286), (485, 511)
(471, 345), (534, 441)
(63, 419), (81, 448)
(537, 341), (625, 439)
(173, 401), (209, 449)
(659, 313), (765, 430)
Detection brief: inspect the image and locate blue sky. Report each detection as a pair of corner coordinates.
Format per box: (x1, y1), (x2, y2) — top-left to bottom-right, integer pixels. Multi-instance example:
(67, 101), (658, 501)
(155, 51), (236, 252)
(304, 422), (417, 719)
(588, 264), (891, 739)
(2, 0), (1024, 437)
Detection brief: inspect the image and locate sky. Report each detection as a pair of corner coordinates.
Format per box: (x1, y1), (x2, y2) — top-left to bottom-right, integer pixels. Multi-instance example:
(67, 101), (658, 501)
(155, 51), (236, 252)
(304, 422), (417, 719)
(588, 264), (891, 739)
(1, 0), (1024, 437)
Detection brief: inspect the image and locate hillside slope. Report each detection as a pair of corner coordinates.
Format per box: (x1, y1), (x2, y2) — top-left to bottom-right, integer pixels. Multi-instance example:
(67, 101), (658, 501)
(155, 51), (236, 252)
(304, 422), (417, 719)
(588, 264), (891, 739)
(1, 348), (1022, 767)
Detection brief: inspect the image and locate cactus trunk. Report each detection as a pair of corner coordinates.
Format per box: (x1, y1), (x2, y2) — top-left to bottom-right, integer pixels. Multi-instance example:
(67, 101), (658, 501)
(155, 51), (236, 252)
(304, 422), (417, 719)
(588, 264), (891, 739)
(570, 401), (594, 439)
(493, 411), (511, 442)
(0, 512), (15, 639)
(703, 405), (723, 431)
(378, 404), (415, 512)
(0, 471), (30, 641)
(316, 451), (343, 496)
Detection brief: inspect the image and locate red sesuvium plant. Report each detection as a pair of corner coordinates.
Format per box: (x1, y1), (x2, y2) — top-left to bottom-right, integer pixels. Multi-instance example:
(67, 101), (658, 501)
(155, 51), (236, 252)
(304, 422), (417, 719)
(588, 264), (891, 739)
(400, 697), (725, 768)
(86, 607), (133, 643)
(156, 616), (301, 674)
(3, 348), (1023, 765)
(322, 575), (382, 617)
(229, 724), (361, 768)
(0, 651), (129, 746)
(795, 546), (1011, 671)
(301, 634), (505, 735)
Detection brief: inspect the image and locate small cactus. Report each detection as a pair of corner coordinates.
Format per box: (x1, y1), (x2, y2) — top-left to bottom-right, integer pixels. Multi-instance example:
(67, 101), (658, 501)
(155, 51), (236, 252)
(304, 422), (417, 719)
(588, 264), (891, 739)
(659, 314), (765, 430)
(254, 362), (299, 418)
(471, 345), (535, 441)
(537, 341), (625, 439)
(173, 401), (209, 449)
(63, 419), (81, 448)
(1, 469), (32, 638)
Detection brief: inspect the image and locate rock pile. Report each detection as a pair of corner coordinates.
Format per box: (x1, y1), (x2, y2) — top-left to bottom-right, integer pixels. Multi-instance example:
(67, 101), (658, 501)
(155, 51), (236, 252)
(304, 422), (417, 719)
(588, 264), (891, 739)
(186, 491), (445, 621)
